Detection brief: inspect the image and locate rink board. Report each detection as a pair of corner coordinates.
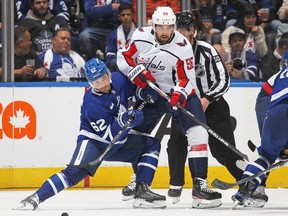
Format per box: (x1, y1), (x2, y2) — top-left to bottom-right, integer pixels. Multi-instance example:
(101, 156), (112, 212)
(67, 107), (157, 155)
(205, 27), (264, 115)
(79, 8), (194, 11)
(1, 82), (287, 189)
(1, 165), (288, 189)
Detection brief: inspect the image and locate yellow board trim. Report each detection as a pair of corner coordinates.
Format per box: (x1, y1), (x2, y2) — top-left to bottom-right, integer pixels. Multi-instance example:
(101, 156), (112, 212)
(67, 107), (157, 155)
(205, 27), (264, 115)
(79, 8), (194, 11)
(0, 166), (287, 189)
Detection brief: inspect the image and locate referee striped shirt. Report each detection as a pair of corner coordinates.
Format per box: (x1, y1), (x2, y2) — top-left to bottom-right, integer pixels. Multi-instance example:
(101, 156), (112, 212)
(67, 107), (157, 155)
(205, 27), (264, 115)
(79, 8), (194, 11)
(193, 40), (230, 102)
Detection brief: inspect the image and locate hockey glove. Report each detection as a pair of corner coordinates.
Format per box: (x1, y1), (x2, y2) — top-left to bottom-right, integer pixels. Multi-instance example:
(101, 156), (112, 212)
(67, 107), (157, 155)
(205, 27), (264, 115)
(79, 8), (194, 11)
(169, 86), (188, 108)
(136, 86), (159, 103)
(127, 64), (156, 88)
(118, 109), (144, 128)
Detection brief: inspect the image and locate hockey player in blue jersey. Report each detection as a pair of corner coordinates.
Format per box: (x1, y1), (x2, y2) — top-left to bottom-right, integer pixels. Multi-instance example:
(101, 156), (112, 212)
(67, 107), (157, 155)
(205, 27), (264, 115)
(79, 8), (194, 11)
(232, 57), (288, 208)
(16, 58), (166, 210)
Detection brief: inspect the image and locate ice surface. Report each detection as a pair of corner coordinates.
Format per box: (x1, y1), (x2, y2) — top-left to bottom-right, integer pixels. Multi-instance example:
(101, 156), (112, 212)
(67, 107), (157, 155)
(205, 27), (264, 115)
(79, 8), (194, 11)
(1, 188), (288, 216)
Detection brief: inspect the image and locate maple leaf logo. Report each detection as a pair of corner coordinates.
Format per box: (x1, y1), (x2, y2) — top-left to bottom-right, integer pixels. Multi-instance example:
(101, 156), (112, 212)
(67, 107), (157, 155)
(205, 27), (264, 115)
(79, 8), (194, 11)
(9, 108), (30, 133)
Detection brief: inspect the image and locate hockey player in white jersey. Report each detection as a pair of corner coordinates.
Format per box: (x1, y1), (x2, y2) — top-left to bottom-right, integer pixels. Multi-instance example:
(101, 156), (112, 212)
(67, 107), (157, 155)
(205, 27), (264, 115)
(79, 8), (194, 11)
(16, 58), (166, 210)
(232, 55), (288, 208)
(117, 6), (222, 208)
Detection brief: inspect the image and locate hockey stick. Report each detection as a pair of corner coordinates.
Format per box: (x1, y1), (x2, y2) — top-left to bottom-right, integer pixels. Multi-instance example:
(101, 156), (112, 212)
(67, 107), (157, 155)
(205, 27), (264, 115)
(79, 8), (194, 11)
(69, 100), (148, 169)
(212, 160), (288, 190)
(146, 80), (249, 161)
(248, 140), (257, 152)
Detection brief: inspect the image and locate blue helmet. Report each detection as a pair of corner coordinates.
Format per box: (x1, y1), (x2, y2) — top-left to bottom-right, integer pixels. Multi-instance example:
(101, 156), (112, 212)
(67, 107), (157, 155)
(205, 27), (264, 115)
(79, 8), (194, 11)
(85, 58), (109, 82)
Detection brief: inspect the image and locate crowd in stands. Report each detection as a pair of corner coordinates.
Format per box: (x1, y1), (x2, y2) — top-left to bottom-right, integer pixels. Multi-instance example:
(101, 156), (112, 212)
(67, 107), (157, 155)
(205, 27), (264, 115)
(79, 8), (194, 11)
(0, 0), (287, 82)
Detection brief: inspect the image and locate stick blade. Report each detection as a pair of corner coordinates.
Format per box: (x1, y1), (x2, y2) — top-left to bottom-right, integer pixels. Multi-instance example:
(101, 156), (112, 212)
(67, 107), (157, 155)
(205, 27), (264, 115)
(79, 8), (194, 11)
(211, 178), (235, 190)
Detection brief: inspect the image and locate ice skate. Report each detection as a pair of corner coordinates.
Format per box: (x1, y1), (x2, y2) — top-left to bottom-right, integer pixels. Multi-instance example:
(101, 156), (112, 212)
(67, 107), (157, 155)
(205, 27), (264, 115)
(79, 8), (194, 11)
(244, 185), (268, 208)
(192, 177), (222, 209)
(15, 193), (39, 210)
(232, 181), (254, 209)
(167, 185), (183, 204)
(133, 182), (166, 208)
(122, 180), (136, 201)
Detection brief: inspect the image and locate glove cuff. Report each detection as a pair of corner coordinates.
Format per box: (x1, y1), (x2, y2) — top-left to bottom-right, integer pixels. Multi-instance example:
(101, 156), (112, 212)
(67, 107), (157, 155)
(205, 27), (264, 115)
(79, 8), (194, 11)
(173, 86), (188, 99)
(127, 64), (146, 81)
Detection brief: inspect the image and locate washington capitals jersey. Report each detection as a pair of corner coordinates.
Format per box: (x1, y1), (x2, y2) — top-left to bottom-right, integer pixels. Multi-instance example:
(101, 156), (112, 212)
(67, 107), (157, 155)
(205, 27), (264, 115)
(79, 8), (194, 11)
(77, 72), (137, 148)
(117, 26), (197, 95)
(269, 65), (288, 108)
(41, 49), (85, 78)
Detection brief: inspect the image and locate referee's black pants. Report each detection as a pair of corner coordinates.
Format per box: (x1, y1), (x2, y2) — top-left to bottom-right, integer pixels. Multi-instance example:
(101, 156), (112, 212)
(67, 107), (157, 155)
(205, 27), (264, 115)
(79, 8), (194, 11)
(167, 97), (244, 186)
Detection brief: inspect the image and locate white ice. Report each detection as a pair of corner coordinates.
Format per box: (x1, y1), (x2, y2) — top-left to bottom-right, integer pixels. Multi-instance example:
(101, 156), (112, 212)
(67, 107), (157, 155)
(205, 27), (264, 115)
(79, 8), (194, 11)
(1, 188), (288, 216)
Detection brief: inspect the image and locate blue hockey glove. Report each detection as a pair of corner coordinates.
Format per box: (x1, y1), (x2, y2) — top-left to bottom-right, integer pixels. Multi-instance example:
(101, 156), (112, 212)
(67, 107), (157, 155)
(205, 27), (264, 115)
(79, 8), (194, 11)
(169, 86), (188, 108)
(118, 109), (144, 128)
(136, 86), (159, 103)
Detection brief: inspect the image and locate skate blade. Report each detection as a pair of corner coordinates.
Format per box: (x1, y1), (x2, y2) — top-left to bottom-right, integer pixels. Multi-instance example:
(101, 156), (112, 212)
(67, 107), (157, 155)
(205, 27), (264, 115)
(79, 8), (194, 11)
(244, 198), (266, 208)
(122, 195), (134, 201)
(13, 204), (35, 211)
(133, 199), (166, 209)
(232, 200), (240, 209)
(170, 196), (180, 204)
(192, 198), (222, 209)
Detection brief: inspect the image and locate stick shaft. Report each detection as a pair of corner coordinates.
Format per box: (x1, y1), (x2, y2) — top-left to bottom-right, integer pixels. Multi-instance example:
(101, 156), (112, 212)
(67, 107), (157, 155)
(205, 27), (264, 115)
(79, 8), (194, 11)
(146, 80), (249, 161)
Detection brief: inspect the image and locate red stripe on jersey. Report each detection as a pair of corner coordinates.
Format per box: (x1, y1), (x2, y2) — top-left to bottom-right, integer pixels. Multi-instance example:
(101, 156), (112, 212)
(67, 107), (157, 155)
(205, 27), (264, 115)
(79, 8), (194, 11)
(176, 59), (195, 95)
(189, 144), (208, 152)
(262, 82), (273, 95)
(123, 42), (138, 67)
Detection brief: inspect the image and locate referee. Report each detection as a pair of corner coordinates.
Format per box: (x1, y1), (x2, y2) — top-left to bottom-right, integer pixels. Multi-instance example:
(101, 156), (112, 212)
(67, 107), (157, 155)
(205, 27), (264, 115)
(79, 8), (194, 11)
(167, 12), (245, 204)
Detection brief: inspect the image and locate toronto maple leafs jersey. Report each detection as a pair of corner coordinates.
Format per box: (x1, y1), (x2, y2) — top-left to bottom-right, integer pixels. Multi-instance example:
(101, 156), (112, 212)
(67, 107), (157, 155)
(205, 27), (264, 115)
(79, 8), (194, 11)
(269, 65), (288, 108)
(117, 26), (197, 96)
(77, 72), (137, 148)
(40, 49), (85, 78)
(16, 0), (70, 22)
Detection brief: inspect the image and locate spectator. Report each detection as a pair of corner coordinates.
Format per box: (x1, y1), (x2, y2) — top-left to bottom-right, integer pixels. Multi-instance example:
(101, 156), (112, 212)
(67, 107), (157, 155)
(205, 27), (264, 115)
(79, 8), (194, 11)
(213, 0), (239, 31)
(39, 27), (85, 80)
(258, 32), (288, 82)
(18, 0), (68, 54)
(221, 4), (268, 59)
(225, 28), (258, 81)
(16, 0), (71, 24)
(79, 0), (131, 60)
(0, 26), (47, 81)
(0, 3), (18, 48)
(132, 0), (181, 26)
(105, 3), (135, 71)
(190, 0), (225, 43)
(277, 0), (288, 22)
(229, 0), (281, 32)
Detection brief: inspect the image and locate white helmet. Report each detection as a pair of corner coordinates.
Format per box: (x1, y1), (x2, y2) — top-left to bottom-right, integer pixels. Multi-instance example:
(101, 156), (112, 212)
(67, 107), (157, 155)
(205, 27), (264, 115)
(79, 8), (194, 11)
(152, 6), (176, 31)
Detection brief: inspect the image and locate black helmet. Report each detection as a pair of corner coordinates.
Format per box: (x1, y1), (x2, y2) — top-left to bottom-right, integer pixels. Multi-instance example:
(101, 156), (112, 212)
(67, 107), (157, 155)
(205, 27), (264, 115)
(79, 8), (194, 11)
(176, 12), (196, 29)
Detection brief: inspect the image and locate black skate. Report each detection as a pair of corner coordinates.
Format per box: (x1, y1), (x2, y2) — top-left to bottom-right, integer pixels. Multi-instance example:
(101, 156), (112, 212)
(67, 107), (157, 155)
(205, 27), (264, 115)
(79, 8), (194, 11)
(15, 193), (39, 210)
(122, 180), (136, 201)
(133, 182), (166, 208)
(167, 185), (183, 204)
(192, 177), (222, 209)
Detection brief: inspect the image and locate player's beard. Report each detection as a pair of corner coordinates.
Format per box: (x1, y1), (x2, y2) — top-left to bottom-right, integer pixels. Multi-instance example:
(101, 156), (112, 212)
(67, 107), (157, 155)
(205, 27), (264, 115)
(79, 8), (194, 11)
(155, 32), (173, 45)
